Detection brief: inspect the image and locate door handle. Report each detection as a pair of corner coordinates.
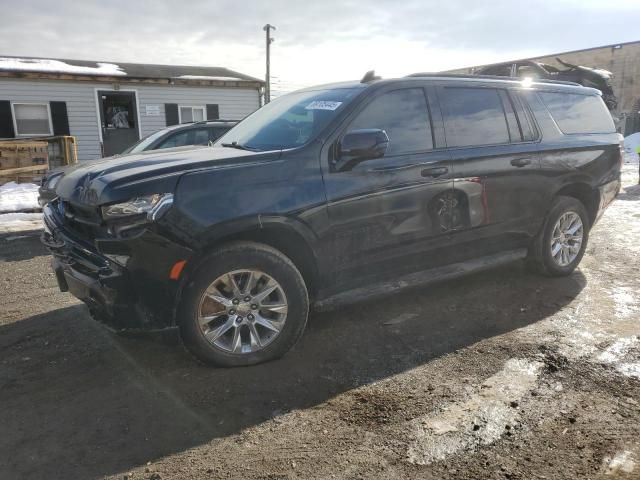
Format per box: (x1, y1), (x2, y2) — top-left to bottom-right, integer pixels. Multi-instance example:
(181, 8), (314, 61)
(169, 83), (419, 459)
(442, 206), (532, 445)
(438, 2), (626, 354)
(510, 157), (532, 168)
(421, 166), (448, 177)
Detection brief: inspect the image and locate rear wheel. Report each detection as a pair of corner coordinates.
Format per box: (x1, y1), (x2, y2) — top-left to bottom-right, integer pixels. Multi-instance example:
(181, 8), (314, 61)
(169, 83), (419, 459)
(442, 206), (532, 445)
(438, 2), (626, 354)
(179, 242), (309, 367)
(527, 196), (590, 276)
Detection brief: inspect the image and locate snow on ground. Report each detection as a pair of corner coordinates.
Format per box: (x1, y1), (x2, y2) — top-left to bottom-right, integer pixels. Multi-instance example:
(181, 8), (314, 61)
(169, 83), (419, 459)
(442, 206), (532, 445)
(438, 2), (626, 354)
(624, 132), (640, 156)
(0, 57), (125, 76)
(0, 212), (43, 233)
(0, 182), (42, 233)
(407, 358), (543, 465)
(0, 182), (39, 213)
(603, 450), (637, 475)
(516, 160), (640, 381)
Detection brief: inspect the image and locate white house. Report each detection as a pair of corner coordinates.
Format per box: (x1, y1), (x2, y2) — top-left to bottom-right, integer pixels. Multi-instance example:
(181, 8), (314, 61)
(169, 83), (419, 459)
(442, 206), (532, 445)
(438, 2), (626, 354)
(0, 56), (263, 160)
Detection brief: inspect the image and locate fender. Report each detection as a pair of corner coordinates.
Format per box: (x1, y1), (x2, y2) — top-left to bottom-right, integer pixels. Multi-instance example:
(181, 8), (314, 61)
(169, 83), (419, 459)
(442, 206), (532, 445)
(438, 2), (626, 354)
(170, 213), (324, 326)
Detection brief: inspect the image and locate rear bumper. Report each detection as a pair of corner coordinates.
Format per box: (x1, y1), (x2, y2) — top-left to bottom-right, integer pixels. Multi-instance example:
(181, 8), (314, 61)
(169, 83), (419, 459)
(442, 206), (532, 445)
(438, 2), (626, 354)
(42, 202), (192, 330)
(594, 177), (621, 224)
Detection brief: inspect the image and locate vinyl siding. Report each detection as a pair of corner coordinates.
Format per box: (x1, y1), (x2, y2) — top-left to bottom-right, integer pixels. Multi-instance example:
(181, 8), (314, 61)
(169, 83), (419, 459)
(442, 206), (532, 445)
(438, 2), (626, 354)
(0, 78), (260, 161)
(137, 87), (259, 137)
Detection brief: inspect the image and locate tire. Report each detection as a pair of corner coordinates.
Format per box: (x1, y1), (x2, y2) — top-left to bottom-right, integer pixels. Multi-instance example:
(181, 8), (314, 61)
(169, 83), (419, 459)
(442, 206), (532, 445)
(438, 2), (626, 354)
(178, 241), (309, 367)
(527, 196), (590, 276)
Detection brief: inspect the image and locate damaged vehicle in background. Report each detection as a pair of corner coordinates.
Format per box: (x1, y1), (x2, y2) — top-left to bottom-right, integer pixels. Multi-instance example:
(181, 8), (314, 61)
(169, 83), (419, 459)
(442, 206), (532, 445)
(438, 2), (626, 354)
(41, 72), (621, 367)
(475, 58), (618, 110)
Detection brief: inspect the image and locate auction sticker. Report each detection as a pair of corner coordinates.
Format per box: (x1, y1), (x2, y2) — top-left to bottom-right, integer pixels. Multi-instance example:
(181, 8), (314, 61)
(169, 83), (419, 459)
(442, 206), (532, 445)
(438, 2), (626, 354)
(305, 101), (342, 111)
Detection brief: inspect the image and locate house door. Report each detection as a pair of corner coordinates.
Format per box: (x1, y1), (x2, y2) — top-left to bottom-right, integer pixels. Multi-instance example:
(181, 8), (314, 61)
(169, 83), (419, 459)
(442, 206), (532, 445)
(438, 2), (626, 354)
(97, 91), (140, 157)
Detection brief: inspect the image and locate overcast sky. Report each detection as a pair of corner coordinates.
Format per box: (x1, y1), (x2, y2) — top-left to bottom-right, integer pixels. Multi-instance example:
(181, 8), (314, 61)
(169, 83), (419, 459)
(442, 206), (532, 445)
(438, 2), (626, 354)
(1, 0), (638, 93)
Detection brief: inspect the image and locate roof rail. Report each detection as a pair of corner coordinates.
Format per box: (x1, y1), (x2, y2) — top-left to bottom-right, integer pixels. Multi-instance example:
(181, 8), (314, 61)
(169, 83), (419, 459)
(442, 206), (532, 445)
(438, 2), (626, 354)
(406, 72), (582, 87)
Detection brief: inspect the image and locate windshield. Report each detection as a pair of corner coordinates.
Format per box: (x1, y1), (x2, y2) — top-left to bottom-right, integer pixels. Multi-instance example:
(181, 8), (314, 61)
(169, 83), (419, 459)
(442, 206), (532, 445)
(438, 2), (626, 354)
(121, 125), (182, 154)
(215, 88), (361, 151)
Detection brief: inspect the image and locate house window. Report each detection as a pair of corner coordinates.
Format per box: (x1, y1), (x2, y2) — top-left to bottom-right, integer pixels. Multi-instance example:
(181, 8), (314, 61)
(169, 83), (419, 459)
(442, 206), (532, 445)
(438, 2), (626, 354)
(178, 106), (205, 123)
(12, 103), (53, 136)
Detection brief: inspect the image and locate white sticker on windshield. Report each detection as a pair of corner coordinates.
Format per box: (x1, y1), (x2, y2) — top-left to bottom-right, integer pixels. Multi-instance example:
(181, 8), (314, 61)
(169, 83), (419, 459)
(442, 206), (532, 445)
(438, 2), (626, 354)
(305, 101), (342, 111)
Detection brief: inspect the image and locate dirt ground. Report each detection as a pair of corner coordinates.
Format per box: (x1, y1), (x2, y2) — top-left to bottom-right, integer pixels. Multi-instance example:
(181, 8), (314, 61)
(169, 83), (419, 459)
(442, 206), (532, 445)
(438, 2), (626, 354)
(1, 161), (639, 480)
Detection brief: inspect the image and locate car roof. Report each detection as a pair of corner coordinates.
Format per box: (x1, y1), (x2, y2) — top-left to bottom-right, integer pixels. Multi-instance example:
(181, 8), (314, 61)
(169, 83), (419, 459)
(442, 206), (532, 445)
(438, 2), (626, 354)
(405, 73), (600, 95)
(296, 74), (598, 96)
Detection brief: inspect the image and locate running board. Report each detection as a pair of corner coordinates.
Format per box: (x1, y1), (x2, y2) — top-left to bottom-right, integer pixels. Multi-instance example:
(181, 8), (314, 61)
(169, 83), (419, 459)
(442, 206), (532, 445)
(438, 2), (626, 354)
(313, 249), (528, 312)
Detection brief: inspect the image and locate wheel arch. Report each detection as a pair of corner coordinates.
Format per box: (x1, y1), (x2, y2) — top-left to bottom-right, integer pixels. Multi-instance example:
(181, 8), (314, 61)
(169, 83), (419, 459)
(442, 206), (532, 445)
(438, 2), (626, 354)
(553, 182), (600, 227)
(172, 217), (321, 326)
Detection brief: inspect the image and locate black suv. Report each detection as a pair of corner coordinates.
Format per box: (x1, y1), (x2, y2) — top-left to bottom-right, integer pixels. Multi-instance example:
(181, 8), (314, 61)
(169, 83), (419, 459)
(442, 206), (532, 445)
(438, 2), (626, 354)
(42, 74), (621, 366)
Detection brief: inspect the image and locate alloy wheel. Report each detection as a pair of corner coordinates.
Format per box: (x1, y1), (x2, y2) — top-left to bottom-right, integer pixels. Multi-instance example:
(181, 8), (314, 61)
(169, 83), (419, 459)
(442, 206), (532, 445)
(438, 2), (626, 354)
(550, 211), (584, 267)
(197, 270), (288, 354)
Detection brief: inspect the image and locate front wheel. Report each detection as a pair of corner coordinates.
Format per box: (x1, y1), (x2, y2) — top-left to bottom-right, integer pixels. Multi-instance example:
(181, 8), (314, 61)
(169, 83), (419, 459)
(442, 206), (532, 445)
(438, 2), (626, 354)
(179, 242), (309, 367)
(527, 196), (590, 276)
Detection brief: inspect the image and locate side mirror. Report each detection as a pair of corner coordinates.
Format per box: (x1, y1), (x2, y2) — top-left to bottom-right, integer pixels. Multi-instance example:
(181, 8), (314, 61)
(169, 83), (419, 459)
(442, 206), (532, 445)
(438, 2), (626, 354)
(335, 129), (389, 171)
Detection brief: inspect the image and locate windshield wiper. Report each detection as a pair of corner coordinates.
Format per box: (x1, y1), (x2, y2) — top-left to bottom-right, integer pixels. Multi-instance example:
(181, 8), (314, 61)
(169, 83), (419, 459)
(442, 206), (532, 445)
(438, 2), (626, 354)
(221, 141), (259, 151)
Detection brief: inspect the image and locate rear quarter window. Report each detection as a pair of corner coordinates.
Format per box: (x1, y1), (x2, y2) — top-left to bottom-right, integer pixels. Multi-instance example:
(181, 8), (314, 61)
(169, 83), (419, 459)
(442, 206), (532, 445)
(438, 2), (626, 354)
(538, 92), (615, 134)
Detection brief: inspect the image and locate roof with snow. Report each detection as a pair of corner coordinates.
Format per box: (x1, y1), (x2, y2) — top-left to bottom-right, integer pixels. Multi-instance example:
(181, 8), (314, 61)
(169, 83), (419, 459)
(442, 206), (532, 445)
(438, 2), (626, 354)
(0, 56), (263, 86)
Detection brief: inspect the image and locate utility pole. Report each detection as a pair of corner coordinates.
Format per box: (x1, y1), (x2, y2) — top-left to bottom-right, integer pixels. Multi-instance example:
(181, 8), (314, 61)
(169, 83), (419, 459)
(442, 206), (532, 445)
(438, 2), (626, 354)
(263, 24), (276, 104)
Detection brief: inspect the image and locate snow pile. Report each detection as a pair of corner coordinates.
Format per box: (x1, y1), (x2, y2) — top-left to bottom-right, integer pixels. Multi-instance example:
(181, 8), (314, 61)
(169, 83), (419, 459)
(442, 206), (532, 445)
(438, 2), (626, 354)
(624, 132), (640, 163)
(0, 182), (40, 213)
(0, 212), (42, 233)
(0, 57), (125, 76)
(176, 75), (243, 81)
(625, 132), (640, 152)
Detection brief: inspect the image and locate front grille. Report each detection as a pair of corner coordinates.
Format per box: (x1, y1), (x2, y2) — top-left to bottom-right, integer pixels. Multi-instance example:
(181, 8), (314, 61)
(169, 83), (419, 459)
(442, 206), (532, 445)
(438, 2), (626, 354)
(43, 202), (111, 275)
(56, 200), (109, 243)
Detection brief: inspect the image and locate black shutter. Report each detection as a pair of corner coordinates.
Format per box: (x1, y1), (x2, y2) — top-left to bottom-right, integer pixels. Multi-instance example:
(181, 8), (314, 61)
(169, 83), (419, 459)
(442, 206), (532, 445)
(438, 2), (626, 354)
(206, 104), (219, 120)
(165, 103), (179, 126)
(49, 101), (70, 136)
(0, 100), (15, 138)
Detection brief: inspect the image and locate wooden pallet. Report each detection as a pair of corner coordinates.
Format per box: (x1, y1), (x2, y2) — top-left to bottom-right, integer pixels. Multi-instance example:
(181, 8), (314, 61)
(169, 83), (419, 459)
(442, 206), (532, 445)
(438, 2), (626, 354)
(0, 141), (49, 185)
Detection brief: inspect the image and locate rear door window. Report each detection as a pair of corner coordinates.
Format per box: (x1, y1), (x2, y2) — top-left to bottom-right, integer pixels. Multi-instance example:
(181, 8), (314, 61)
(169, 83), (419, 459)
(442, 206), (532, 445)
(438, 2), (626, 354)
(440, 87), (511, 147)
(348, 88), (433, 156)
(538, 92), (615, 134)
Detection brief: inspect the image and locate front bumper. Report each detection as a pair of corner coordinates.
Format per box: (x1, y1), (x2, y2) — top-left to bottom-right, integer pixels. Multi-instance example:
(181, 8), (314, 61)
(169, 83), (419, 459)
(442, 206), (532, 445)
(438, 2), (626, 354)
(41, 201), (192, 330)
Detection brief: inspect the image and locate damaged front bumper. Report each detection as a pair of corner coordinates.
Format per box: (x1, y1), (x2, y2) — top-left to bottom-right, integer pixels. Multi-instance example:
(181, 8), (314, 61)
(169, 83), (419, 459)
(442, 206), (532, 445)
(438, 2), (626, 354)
(41, 201), (192, 330)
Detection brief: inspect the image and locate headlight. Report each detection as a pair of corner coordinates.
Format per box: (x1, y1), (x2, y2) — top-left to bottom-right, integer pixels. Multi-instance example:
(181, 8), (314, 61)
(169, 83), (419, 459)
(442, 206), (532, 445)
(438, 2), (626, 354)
(46, 173), (63, 190)
(101, 193), (173, 220)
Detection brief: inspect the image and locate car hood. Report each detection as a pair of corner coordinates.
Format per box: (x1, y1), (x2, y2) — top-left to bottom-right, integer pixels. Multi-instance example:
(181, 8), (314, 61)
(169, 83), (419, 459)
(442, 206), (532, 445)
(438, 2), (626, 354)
(46, 145), (209, 180)
(55, 146), (281, 207)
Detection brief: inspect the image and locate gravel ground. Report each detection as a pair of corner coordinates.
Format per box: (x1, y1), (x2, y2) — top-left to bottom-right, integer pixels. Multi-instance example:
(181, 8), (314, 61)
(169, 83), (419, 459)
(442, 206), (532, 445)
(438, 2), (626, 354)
(0, 161), (638, 480)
